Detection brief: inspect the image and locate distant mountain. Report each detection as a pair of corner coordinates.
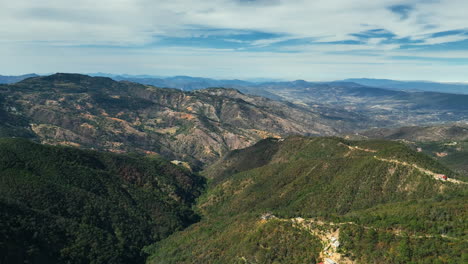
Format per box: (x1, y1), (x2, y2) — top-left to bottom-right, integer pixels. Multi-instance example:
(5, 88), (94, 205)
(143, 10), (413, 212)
(0, 73), (370, 167)
(102, 75), (468, 126)
(4, 72), (468, 130)
(147, 136), (467, 264)
(0, 73), (39, 84)
(0, 138), (205, 263)
(111, 75), (253, 91)
(244, 80), (468, 126)
(343, 78), (468, 94)
(353, 123), (468, 142)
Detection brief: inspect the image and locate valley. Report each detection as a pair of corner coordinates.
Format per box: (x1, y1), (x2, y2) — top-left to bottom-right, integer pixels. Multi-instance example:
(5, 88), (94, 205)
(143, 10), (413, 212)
(0, 73), (377, 168)
(106, 75), (468, 127)
(3, 0), (468, 263)
(0, 73), (467, 264)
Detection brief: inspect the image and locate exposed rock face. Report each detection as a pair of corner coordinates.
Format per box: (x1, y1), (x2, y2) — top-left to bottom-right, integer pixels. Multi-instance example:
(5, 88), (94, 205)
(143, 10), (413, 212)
(0, 73), (360, 167)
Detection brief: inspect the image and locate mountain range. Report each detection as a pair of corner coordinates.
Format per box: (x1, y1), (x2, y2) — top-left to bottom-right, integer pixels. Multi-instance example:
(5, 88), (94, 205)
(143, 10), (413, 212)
(9, 73), (468, 126)
(1, 73), (370, 168)
(4, 73), (468, 95)
(0, 72), (467, 264)
(343, 78), (468, 94)
(2, 73), (468, 168)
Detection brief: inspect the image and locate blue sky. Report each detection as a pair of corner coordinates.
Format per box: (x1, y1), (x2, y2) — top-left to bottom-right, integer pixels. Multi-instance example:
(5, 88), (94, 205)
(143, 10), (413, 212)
(1, 0), (468, 81)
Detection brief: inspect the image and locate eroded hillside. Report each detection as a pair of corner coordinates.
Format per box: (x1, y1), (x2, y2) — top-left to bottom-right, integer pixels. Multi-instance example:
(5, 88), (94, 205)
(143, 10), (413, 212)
(0, 73), (369, 168)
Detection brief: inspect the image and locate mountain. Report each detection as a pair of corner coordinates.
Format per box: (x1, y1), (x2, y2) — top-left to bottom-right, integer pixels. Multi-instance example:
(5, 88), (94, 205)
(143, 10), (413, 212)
(110, 75), (253, 91)
(351, 123), (468, 174)
(247, 81), (468, 126)
(353, 123), (468, 142)
(108, 75), (468, 126)
(8, 73), (467, 128)
(0, 74), (39, 84)
(146, 136), (467, 264)
(0, 138), (205, 263)
(0, 73), (370, 168)
(343, 78), (468, 94)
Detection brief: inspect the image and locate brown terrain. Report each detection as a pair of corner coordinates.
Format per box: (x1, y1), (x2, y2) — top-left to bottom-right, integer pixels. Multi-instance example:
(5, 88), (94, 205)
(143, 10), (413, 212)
(0, 73), (365, 168)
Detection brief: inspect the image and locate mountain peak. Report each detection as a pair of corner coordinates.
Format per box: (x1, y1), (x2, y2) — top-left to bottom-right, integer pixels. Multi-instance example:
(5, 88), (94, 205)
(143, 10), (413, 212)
(41, 73), (113, 83)
(196, 87), (244, 96)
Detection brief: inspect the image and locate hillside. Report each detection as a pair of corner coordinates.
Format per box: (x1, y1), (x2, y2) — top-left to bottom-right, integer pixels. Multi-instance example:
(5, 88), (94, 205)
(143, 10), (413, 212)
(352, 123), (468, 174)
(0, 73), (369, 167)
(252, 81), (468, 126)
(105, 75), (468, 126)
(146, 137), (467, 264)
(354, 123), (468, 142)
(0, 138), (205, 263)
(343, 78), (468, 95)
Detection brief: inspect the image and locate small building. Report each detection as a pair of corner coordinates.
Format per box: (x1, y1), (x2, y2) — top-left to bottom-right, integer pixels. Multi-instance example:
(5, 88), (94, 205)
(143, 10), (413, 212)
(331, 240), (340, 249)
(260, 213), (277, 220)
(437, 174), (448, 181)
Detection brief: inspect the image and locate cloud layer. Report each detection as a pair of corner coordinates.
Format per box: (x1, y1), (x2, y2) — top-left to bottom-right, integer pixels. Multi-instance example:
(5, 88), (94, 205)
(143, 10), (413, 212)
(1, 0), (467, 81)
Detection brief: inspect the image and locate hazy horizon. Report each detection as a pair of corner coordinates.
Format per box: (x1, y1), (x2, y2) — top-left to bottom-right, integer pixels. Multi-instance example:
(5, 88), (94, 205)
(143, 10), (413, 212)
(4, 72), (468, 84)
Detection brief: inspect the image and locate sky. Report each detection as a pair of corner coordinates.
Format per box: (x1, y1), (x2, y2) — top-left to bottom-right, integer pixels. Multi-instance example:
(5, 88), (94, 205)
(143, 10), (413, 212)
(1, 0), (468, 81)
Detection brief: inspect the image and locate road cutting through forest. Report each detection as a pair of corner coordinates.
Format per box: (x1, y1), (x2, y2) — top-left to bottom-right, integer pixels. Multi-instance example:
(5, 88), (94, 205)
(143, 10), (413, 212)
(340, 143), (466, 185)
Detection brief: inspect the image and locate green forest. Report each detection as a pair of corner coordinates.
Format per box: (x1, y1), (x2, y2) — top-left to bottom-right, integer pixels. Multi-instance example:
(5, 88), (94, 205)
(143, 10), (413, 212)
(0, 138), (205, 263)
(1, 136), (467, 264)
(146, 137), (468, 264)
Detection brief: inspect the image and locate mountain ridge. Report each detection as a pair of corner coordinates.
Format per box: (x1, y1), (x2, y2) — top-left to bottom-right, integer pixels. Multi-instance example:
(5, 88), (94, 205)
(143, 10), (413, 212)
(146, 136), (467, 264)
(1, 73), (367, 167)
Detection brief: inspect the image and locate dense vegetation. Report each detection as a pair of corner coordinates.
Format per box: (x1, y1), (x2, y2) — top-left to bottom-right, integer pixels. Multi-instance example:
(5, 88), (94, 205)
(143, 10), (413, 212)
(0, 138), (205, 263)
(1, 135), (466, 263)
(416, 139), (468, 174)
(201, 137), (461, 217)
(339, 223), (468, 264)
(145, 215), (322, 264)
(146, 136), (467, 263)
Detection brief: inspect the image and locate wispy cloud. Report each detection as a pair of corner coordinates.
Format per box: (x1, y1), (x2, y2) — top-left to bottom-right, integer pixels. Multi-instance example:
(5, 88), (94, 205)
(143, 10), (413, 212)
(0, 0), (467, 81)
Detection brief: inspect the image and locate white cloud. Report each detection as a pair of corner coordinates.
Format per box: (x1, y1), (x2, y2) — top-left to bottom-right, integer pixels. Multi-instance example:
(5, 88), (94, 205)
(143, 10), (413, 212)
(1, 0), (467, 80)
(419, 34), (468, 45)
(1, 0), (467, 46)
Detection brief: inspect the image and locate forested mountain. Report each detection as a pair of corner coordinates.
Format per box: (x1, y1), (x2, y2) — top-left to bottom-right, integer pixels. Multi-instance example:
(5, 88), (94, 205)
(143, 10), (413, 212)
(0, 73), (467, 264)
(0, 73), (370, 167)
(147, 136), (467, 264)
(353, 123), (468, 142)
(351, 123), (468, 174)
(0, 138), (205, 263)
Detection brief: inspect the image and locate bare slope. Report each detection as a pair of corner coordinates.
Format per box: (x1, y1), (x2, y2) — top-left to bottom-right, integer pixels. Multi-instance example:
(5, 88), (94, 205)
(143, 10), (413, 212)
(0, 73), (366, 167)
